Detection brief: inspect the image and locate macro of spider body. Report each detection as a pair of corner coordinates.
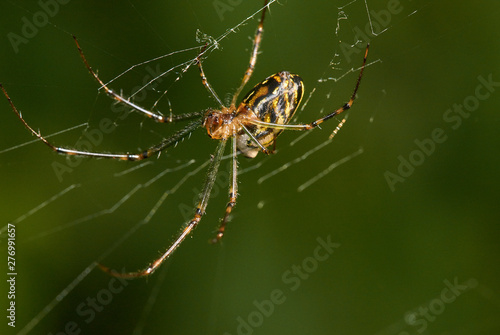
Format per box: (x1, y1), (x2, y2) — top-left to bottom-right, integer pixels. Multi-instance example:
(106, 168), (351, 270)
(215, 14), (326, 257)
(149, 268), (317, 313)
(1, 0), (368, 278)
(204, 71), (304, 158)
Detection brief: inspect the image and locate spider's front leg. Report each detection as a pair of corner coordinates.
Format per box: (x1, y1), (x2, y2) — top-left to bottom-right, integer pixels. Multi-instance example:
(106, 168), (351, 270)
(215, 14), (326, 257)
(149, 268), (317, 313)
(0, 83), (203, 161)
(73, 36), (200, 124)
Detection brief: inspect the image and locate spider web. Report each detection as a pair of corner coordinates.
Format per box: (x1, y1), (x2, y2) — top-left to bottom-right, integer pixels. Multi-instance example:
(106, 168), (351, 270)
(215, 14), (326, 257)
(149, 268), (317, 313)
(0, 1), (444, 334)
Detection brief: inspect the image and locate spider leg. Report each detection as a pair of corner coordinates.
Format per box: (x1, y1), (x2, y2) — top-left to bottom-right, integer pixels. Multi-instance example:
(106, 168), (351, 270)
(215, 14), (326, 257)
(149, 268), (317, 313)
(304, 44), (369, 129)
(210, 137), (238, 243)
(240, 123), (273, 155)
(196, 43), (225, 107)
(247, 44), (369, 132)
(99, 139), (228, 278)
(231, 0), (269, 106)
(1, 84), (202, 160)
(73, 36), (200, 123)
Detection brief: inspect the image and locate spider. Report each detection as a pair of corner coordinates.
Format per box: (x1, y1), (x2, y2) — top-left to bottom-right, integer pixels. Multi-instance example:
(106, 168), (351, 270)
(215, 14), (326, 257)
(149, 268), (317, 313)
(1, 1), (369, 278)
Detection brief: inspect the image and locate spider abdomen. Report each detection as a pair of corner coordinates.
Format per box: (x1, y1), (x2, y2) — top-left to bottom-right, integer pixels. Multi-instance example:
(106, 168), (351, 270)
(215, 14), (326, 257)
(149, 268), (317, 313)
(236, 71), (304, 158)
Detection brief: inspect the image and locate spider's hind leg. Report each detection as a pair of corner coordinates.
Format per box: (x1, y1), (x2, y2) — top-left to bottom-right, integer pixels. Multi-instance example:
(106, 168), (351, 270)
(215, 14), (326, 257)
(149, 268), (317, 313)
(210, 137), (239, 244)
(100, 139), (228, 278)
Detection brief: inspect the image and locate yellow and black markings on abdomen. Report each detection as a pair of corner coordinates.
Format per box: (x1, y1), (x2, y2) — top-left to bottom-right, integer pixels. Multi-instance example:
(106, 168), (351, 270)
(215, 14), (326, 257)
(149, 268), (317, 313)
(239, 71), (304, 148)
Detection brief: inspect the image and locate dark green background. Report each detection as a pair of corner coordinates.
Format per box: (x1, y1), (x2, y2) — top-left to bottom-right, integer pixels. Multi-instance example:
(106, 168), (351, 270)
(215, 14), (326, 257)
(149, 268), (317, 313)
(1, 1), (499, 334)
